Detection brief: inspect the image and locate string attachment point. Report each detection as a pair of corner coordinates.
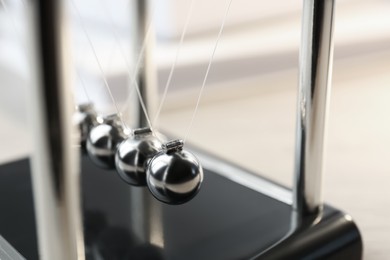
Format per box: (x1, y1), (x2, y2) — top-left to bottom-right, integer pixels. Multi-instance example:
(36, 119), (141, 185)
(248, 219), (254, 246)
(115, 127), (162, 186)
(146, 138), (203, 205)
(164, 139), (184, 153)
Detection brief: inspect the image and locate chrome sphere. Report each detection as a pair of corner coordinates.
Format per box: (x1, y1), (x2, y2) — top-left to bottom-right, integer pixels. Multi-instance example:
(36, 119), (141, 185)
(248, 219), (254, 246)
(86, 114), (127, 169)
(73, 103), (97, 151)
(146, 140), (203, 205)
(115, 128), (162, 186)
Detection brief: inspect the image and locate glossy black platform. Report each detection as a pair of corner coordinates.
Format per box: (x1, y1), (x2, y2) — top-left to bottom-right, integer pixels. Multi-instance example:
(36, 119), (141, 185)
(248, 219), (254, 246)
(0, 156), (362, 259)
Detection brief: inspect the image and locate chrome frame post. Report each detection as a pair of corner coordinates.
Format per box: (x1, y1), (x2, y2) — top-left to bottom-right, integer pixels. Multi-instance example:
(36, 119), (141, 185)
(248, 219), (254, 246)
(128, 0), (163, 248)
(293, 0), (336, 219)
(128, 0), (158, 127)
(27, 0), (85, 259)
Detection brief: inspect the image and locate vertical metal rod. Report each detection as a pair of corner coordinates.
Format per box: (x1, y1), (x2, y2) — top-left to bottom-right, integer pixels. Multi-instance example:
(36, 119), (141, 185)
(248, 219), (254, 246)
(293, 0), (335, 218)
(128, 0), (164, 248)
(27, 0), (85, 259)
(128, 0), (158, 127)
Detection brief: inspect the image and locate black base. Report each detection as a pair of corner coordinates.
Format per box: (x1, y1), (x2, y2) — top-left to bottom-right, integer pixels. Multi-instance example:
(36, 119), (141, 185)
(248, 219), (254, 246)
(0, 155), (362, 259)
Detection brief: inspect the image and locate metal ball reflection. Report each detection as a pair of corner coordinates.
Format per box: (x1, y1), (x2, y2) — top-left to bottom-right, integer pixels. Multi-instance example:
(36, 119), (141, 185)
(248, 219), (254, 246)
(86, 114), (127, 169)
(115, 128), (162, 186)
(73, 103), (97, 151)
(146, 140), (203, 205)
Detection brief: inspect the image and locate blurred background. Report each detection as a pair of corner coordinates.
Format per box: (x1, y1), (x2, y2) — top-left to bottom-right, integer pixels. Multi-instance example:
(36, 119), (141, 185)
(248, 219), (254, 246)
(0, 0), (389, 258)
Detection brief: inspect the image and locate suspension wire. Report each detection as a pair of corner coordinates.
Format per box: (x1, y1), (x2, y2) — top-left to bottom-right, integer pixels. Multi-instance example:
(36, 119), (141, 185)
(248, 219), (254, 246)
(76, 70), (92, 104)
(70, 0), (128, 129)
(152, 0), (195, 126)
(183, 0), (233, 143)
(97, 0), (158, 136)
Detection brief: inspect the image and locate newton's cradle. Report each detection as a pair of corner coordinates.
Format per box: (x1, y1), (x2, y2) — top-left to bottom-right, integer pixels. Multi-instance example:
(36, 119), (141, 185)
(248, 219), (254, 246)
(0, 0), (363, 259)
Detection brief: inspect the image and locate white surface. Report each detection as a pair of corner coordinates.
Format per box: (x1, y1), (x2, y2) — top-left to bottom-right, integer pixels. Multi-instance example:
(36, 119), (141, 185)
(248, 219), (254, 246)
(156, 0), (390, 69)
(158, 51), (390, 260)
(2, 0), (390, 86)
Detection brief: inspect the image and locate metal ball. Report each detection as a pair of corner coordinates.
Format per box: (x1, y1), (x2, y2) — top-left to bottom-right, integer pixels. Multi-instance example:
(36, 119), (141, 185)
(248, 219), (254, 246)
(115, 128), (162, 186)
(146, 140), (203, 205)
(73, 103), (97, 152)
(86, 114), (127, 169)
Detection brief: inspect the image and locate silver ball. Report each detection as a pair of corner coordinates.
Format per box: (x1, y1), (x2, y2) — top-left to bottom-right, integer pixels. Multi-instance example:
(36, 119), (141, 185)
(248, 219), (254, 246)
(86, 114), (127, 169)
(115, 128), (162, 186)
(73, 103), (97, 151)
(146, 140), (203, 205)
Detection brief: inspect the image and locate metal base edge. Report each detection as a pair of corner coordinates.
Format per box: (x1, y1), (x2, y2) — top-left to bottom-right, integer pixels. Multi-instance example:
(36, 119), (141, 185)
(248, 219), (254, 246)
(251, 210), (363, 259)
(0, 152), (363, 259)
(189, 146), (363, 259)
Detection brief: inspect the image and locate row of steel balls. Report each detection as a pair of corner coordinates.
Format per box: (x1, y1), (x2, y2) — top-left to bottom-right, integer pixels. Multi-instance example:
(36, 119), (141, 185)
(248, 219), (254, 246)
(74, 103), (204, 205)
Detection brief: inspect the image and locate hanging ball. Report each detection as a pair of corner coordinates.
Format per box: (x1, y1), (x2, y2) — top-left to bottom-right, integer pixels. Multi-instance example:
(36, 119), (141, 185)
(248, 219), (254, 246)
(115, 128), (162, 186)
(73, 103), (97, 152)
(146, 140), (203, 205)
(86, 114), (127, 169)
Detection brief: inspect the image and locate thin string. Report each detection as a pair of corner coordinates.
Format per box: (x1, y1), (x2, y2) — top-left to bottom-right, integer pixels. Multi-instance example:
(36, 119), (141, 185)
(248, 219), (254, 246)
(119, 23), (152, 116)
(152, 0), (195, 126)
(97, 0), (155, 134)
(184, 0), (233, 143)
(70, 0), (128, 129)
(7, 0), (93, 108)
(76, 70), (91, 104)
(2, 0), (93, 113)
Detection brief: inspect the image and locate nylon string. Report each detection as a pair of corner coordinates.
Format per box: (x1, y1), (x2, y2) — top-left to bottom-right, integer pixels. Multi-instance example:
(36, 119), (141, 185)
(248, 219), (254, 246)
(184, 0), (233, 143)
(152, 0), (195, 126)
(70, 0), (128, 129)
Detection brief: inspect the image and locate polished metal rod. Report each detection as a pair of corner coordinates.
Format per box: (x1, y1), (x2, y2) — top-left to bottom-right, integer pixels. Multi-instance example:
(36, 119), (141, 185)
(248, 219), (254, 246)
(128, 0), (158, 128)
(128, 0), (164, 247)
(293, 0), (335, 217)
(28, 0), (85, 259)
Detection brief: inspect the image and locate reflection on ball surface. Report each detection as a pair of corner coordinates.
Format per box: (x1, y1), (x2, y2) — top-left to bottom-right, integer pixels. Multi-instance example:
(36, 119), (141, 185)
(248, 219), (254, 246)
(115, 128), (162, 186)
(86, 114), (127, 169)
(73, 103), (97, 151)
(146, 140), (203, 205)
